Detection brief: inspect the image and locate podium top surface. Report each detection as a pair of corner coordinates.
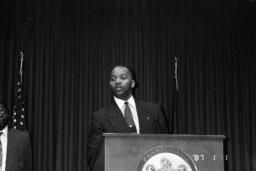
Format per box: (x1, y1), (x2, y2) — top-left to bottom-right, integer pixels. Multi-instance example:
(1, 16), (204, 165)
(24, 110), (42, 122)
(103, 133), (225, 139)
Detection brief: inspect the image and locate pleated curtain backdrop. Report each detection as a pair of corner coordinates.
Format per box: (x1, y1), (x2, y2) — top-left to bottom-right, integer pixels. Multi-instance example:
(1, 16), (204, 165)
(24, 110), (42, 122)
(0, 0), (255, 170)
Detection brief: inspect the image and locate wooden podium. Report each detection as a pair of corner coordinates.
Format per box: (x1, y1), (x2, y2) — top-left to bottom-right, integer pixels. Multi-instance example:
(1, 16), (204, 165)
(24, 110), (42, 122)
(104, 133), (225, 171)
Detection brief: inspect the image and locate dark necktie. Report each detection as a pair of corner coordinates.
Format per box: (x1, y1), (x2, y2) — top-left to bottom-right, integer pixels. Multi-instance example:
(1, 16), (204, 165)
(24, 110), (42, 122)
(124, 102), (136, 132)
(0, 132), (2, 168)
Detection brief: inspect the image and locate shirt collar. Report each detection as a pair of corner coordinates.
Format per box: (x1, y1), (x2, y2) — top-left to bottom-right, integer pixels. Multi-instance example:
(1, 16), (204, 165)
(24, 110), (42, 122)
(0, 126), (8, 137)
(114, 95), (136, 109)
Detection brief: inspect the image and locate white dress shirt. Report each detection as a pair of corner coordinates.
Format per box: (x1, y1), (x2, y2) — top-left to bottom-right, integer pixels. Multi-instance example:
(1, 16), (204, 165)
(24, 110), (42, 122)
(0, 126), (8, 171)
(114, 96), (140, 133)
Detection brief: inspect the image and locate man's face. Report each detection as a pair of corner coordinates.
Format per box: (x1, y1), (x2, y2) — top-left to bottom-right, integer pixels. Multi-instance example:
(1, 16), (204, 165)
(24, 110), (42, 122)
(109, 66), (135, 100)
(0, 104), (9, 130)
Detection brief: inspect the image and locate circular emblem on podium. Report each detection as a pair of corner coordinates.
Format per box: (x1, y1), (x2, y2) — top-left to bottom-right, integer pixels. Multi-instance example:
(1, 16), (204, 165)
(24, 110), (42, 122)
(137, 146), (197, 171)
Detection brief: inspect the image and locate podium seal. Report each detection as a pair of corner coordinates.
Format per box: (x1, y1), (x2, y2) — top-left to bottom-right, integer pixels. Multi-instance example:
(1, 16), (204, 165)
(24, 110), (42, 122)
(136, 146), (197, 171)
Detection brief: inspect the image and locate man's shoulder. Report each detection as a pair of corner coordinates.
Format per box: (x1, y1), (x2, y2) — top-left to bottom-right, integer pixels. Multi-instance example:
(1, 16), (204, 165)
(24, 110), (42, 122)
(136, 100), (161, 108)
(94, 104), (110, 112)
(93, 104), (115, 116)
(136, 100), (164, 113)
(8, 128), (30, 138)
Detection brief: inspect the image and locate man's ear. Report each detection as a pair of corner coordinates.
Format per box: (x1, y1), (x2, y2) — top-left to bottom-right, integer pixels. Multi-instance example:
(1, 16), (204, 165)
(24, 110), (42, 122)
(131, 80), (135, 88)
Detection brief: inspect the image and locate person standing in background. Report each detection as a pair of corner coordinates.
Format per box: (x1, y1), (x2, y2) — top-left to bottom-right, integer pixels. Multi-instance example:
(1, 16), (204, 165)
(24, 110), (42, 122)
(0, 101), (33, 171)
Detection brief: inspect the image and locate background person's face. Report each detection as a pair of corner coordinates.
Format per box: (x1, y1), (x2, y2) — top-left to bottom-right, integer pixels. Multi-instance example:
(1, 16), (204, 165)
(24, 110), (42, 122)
(109, 66), (135, 100)
(0, 104), (9, 130)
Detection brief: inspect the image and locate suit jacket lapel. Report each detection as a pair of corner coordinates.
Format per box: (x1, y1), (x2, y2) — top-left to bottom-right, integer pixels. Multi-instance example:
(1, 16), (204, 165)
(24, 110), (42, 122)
(106, 102), (132, 133)
(6, 129), (16, 170)
(136, 100), (145, 133)
(136, 100), (153, 133)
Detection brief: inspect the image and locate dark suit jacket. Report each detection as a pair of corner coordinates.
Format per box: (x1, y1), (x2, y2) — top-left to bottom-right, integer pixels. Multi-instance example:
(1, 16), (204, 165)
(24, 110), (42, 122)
(87, 99), (169, 171)
(5, 128), (33, 171)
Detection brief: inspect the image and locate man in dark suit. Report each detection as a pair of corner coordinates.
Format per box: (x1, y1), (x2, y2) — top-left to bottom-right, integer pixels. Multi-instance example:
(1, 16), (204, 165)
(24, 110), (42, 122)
(0, 101), (33, 171)
(87, 66), (169, 171)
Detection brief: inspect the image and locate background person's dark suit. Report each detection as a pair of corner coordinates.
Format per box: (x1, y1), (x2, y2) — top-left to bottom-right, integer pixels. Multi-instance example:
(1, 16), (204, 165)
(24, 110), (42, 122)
(87, 99), (169, 171)
(0, 102), (32, 171)
(6, 128), (33, 171)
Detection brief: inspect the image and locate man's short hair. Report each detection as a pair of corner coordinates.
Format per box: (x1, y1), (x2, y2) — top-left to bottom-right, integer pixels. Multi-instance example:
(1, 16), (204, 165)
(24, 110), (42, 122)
(110, 65), (136, 81)
(0, 101), (9, 114)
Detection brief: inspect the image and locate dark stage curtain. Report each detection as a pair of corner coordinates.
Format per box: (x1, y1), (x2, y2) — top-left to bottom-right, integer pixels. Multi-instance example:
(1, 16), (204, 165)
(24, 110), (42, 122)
(0, 0), (255, 170)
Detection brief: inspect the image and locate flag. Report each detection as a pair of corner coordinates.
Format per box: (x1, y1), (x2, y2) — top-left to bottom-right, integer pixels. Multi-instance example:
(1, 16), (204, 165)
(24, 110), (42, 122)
(11, 52), (27, 131)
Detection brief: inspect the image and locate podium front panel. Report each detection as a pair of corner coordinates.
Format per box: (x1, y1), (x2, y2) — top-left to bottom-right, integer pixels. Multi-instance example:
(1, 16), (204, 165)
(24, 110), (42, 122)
(104, 134), (224, 171)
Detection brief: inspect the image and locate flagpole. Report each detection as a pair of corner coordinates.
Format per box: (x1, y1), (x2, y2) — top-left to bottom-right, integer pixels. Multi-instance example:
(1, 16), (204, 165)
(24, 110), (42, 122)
(19, 52), (24, 84)
(174, 57), (178, 91)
